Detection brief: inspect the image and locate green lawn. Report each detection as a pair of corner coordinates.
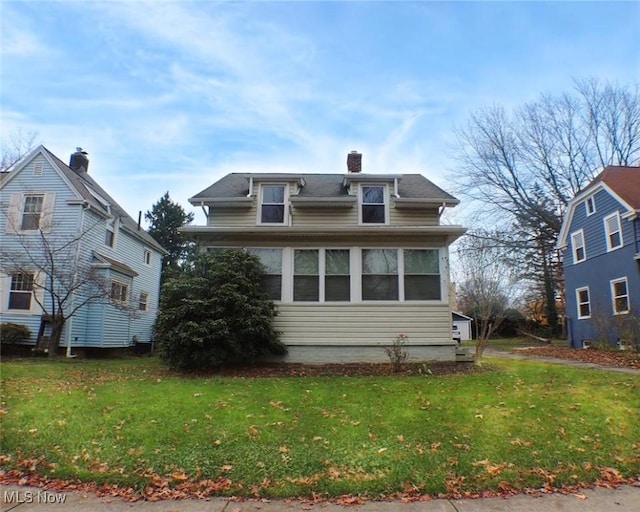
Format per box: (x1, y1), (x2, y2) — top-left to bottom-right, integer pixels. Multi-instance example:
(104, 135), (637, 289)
(1, 357), (638, 498)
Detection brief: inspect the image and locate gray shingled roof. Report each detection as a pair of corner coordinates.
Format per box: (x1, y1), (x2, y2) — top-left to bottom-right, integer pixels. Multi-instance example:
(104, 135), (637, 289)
(190, 172), (458, 203)
(43, 147), (166, 254)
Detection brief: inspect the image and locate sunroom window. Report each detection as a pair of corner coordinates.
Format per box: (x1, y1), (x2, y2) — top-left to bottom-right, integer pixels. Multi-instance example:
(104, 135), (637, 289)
(404, 249), (441, 300)
(247, 248), (283, 300)
(325, 250), (350, 301)
(362, 249), (398, 300)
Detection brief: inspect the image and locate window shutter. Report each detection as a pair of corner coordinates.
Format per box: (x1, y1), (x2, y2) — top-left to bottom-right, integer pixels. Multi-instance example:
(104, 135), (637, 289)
(40, 193), (56, 233)
(5, 192), (23, 233)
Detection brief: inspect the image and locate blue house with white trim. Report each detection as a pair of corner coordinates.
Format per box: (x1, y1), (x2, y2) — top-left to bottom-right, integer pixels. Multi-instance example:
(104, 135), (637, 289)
(0, 146), (165, 353)
(557, 166), (640, 348)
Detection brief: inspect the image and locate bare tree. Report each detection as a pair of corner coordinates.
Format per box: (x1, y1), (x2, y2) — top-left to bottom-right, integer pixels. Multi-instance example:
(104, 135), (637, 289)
(451, 78), (640, 335)
(1, 129), (38, 172)
(1, 215), (136, 356)
(455, 236), (520, 362)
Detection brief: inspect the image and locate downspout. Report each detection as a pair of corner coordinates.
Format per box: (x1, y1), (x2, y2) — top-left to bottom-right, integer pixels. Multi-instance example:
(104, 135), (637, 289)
(66, 201), (88, 357)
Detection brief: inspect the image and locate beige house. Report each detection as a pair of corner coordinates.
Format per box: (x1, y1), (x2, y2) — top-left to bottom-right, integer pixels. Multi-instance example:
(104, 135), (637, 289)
(182, 152), (466, 363)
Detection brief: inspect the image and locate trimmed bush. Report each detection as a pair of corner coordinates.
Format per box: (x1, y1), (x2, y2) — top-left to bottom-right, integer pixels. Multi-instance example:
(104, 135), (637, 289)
(1, 323), (32, 345)
(155, 250), (286, 371)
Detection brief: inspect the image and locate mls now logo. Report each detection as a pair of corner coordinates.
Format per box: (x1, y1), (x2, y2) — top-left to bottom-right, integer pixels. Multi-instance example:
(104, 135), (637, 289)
(3, 489), (67, 504)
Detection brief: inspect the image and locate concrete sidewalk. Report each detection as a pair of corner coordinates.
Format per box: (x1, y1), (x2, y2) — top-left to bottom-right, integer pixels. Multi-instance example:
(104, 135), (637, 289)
(2, 484), (640, 512)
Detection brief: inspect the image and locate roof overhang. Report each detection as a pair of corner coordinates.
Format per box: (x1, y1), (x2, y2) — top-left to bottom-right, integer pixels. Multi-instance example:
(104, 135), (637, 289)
(342, 174), (402, 187)
(181, 225), (467, 245)
(189, 197), (254, 208)
(393, 197), (459, 209)
(93, 251), (139, 277)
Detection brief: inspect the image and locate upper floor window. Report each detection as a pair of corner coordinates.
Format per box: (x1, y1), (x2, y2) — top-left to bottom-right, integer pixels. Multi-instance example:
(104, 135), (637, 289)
(585, 196), (596, 216)
(139, 292), (149, 312)
(360, 185), (387, 224)
(105, 218), (116, 248)
(247, 248), (283, 300)
(604, 212), (623, 251)
(611, 277), (629, 315)
(9, 272), (34, 310)
(110, 281), (129, 303)
(21, 194), (44, 231)
(576, 287), (591, 319)
(259, 185), (286, 224)
(143, 249), (152, 266)
(570, 230), (586, 264)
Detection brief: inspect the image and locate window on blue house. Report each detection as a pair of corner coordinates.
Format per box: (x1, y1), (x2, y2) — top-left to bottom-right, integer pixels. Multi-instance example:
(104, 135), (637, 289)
(576, 287), (591, 319)
(570, 230), (586, 263)
(585, 196), (595, 216)
(611, 278), (629, 315)
(9, 272), (34, 310)
(604, 212), (623, 251)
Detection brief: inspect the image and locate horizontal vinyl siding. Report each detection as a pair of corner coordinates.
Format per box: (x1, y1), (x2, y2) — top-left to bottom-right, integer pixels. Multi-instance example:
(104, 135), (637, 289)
(390, 208), (439, 226)
(208, 207), (257, 227)
(209, 203), (440, 228)
(274, 303), (453, 346)
(292, 207), (358, 227)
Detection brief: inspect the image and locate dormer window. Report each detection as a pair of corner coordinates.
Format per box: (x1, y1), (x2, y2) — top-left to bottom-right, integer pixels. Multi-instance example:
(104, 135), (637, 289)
(360, 185), (387, 224)
(259, 185), (286, 224)
(585, 196), (595, 216)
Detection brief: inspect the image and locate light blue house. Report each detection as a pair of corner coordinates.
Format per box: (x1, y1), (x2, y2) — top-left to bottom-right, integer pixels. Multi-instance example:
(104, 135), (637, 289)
(0, 146), (165, 353)
(557, 166), (640, 348)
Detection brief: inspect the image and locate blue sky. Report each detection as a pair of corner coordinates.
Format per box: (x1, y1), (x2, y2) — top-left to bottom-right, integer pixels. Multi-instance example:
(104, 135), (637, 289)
(2, 1), (639, 225)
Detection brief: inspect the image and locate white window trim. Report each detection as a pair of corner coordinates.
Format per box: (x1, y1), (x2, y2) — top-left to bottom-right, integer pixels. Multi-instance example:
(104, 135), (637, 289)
(143, 248), (152, 266)
(110, 280), (129, 304)
(257, 183), (289, 226)
(610, 277), (630, 315)
(1, 271), (43, 315)
(576, 286), (591, 319)
(139, 291), (149, 312)
(358, 184), (390, 225)
(292, 248), (352, 303)
(603, 212), (623, 252)
(570, 229), (586, 264)
(105, 217), (118, 249)
(585, 196), (596, 216)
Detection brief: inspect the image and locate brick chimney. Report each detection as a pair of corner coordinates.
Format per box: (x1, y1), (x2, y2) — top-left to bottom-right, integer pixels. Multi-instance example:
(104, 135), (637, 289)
(69, 147), (89, 174)
(347, 151), (362, 173)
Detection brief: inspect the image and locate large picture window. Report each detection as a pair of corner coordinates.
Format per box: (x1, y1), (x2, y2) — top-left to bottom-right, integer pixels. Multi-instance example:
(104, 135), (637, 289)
(404, 249), (440, 300)
(361, 185), (386, 224)
(362, 249), (398, 300)
(248, 248), (283, 300)
(9, 273), (35, 310)
(260, 185), (286, 224)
